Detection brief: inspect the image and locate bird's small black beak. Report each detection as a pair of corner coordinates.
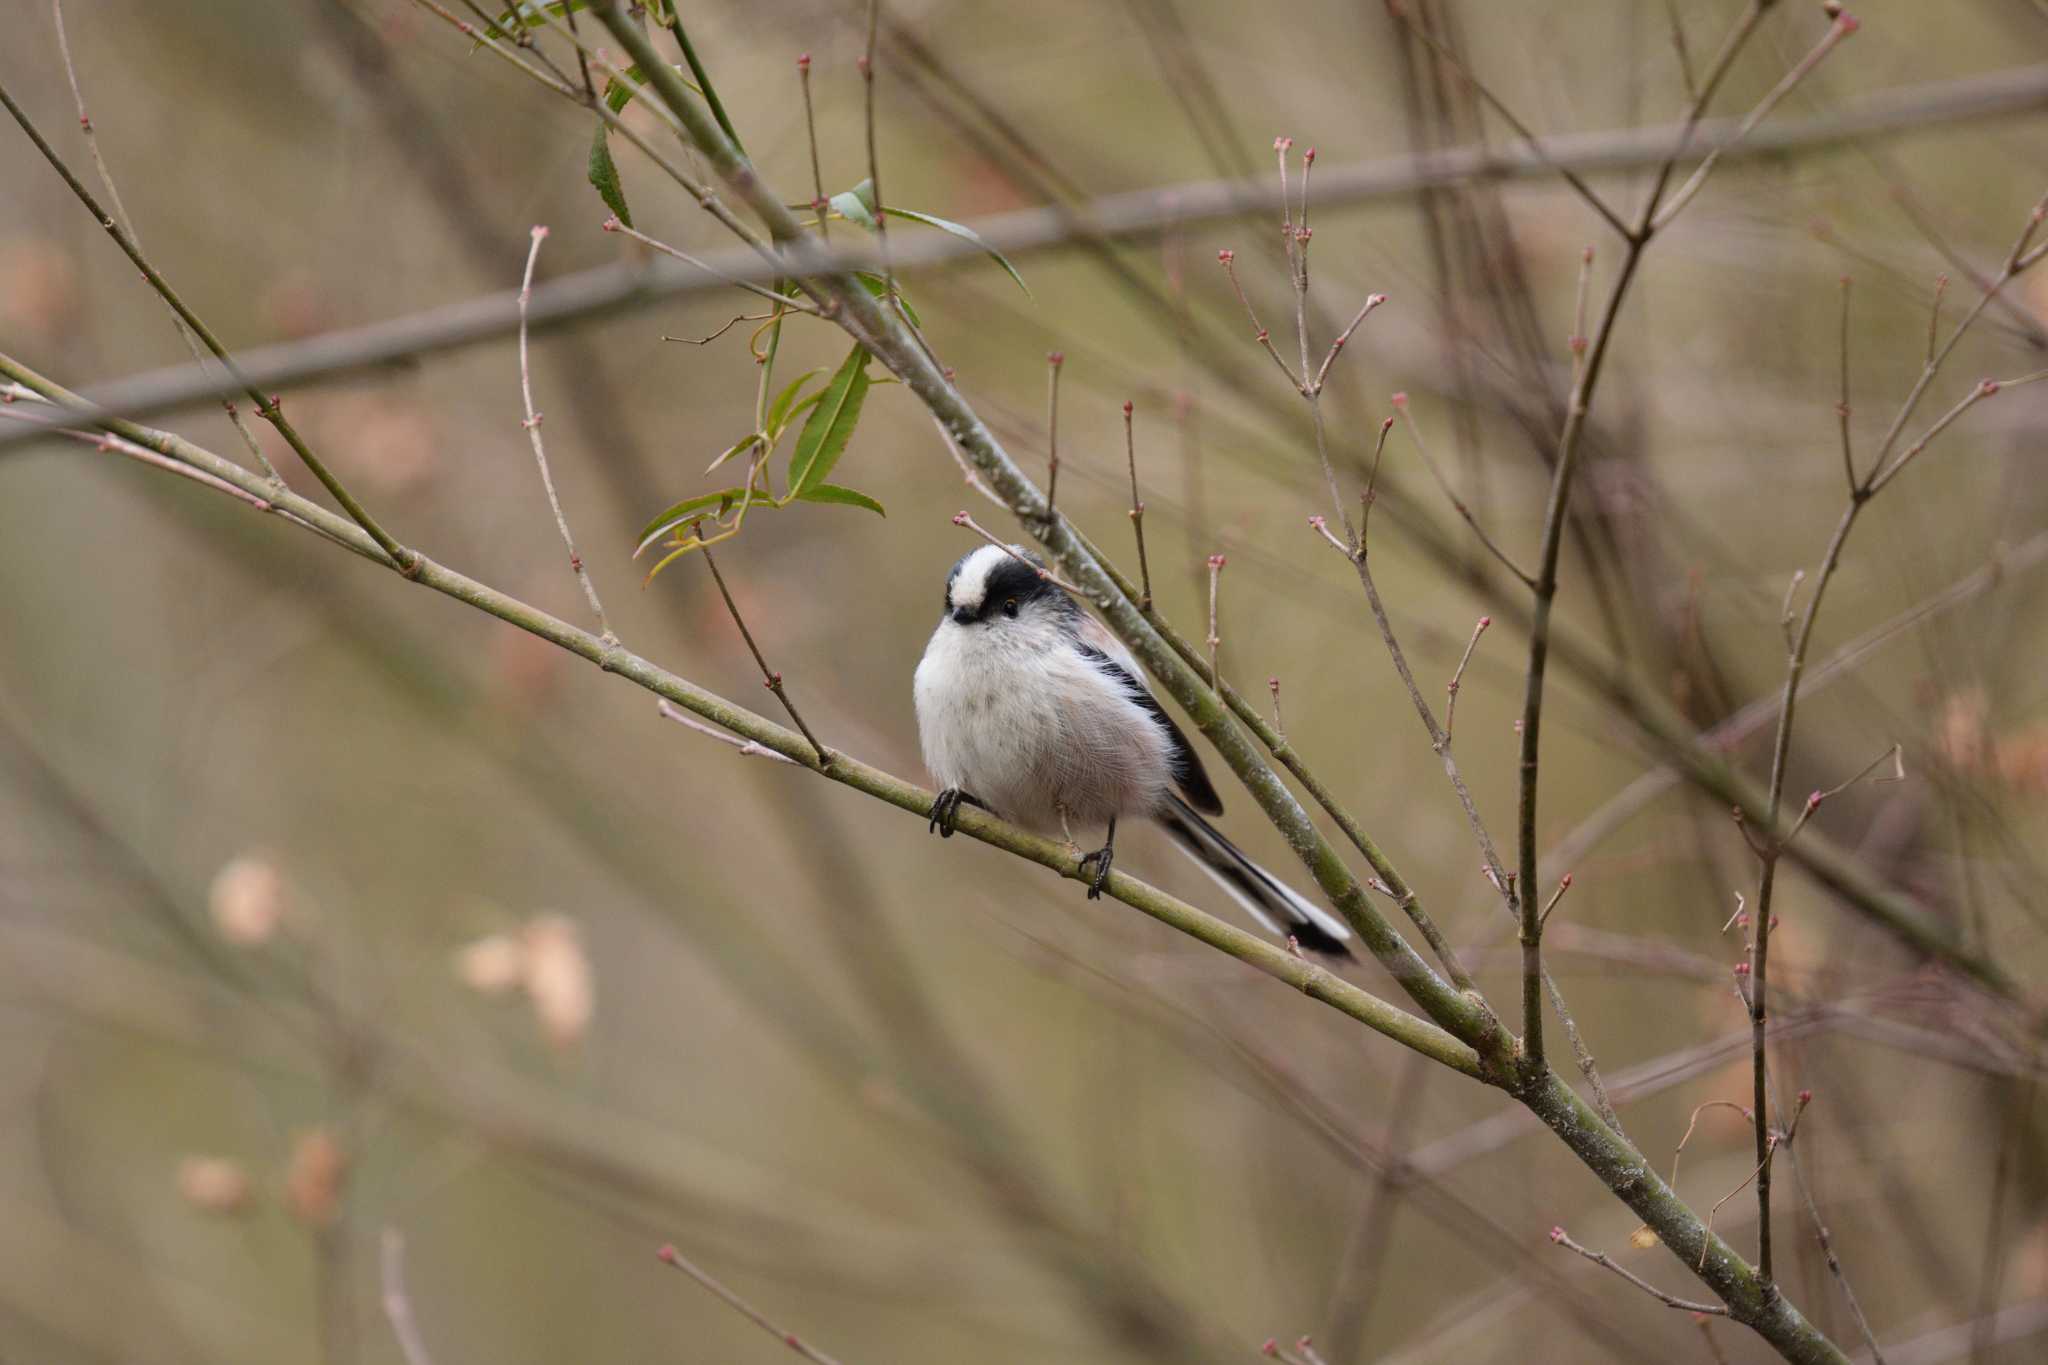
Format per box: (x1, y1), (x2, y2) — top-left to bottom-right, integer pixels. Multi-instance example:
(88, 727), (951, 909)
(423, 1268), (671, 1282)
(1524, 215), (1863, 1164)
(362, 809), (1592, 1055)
(950, 606), (977, 626)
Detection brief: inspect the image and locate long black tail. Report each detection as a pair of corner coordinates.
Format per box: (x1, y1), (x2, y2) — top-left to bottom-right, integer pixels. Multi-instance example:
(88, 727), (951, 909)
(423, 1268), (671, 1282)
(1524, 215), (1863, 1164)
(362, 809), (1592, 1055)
(1156, 795), (1353, 955)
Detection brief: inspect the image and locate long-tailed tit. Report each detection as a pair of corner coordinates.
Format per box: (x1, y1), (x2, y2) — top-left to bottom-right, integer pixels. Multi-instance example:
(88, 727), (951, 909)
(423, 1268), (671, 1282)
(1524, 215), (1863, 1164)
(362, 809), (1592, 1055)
(913, 543), (1353, 954)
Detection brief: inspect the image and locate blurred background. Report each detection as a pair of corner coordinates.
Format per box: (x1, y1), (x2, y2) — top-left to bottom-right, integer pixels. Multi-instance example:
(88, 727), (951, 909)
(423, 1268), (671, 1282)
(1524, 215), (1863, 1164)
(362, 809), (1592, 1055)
(2, 1), (2046, 1361)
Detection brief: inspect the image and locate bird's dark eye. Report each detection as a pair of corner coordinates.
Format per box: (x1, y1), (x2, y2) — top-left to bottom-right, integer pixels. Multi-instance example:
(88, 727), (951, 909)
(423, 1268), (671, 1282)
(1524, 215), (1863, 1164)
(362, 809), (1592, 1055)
(1002, 599), (1019, 618)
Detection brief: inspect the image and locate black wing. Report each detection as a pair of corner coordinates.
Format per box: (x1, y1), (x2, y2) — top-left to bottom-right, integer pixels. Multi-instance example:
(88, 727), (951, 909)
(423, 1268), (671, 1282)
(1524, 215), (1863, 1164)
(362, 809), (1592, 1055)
(1076, 643), (1224, 816)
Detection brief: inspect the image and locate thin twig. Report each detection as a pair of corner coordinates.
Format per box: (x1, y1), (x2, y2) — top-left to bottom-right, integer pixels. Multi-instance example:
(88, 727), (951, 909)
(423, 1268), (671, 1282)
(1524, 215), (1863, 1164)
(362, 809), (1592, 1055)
(1205, 554), (1227, 703)
(1549, 1229), (1729, 1315)
(1045, 351), (1064, 513)
(861, 0), (896, 311)
(797, 54), (828, 241)
(48, 2), (283, 484)
(698, 542), (832, 768)
(951, 511), (1091, 595)
(601, 218), (822, 313)
(1536, 873), (1573, 931)
(1836, 275), (1856, 489)
(518, 227), (615, 643)
(657, 1244), (848, 1365)
(379, 1229), (437, 1365)
(1652, 13), (1863, 232)
(1443, 615), (1490, 745)
(662, 313), (777, 346)
(1391, 393), (1534, 585)
(0, 74), (413, 568)
(1218, 249), (1303, 390)
(656, 700), (798, 764)
(1310, 291), (1388, 392)
(1124, 399), (1153, 609)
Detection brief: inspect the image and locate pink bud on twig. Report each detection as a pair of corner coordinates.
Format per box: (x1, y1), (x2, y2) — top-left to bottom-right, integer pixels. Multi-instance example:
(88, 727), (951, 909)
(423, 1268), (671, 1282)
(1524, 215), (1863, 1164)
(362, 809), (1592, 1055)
(1208, 554), (1227, 569)
(1549, 1226), (1566, 1243)
(1734, 961), (1751, 976)
(657, 1244), (679, 1264)
(1047, 350), (1064, 367)
(1391, 391), (1408, 409)
(1798, 1088), (1813, 1104)
(1217, 248), (1235, 264)
(796, 52), (811, 71)
(1122, 399), (1133, 416)
(1273, 136), (1293, 152)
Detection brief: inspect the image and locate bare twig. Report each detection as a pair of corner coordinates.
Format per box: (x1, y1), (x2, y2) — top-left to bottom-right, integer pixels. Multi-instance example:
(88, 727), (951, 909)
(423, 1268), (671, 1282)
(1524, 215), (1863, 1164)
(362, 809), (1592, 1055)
(601, 218), (822, 313)
(657, 700), (799, 764)
(1652, 12), (1864, 231)
(1124, 399), (1153, 609)
(797, 53), (828, 241)
(1550, 1228), (1729, 1315)
(657, 1243), (849, 1365)
(1044, 351), (1064, 513)
(951, 511), (1091, 596)
(48, 2), (283, 483)
(379, 1229), (437, 1365)
(1836, 275), (1856, 488)
(662, 313), (777, 346)
(1391, 393), (1534, 585)
(698, 542), (832, 768)
(0, 74), (412, 567)
(1218, 248), (1303, 390)
(518, 227), (615, 643)
(1443, 614), (1490, 745)
(1205, 554), (1227, 702)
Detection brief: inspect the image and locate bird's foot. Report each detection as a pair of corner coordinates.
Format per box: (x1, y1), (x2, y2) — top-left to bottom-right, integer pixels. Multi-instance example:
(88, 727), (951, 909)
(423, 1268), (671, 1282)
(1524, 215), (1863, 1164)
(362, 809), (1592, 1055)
(1076, 843), (1114, 900)
(928, 788), (983, 838)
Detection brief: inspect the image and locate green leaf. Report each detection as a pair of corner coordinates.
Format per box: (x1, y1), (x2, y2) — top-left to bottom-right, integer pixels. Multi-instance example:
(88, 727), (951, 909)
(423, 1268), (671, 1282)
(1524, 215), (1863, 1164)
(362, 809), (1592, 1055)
(787, 344), (871, 496)
(587, 123), (632, 229)
(826, 179), (1026, 294)
(798, 483), (887, 517)
(634, 489), (742, 556)
(762, 367), (828, 435)
(602, 63), (698, 116)
(828, 179), (877, 231)
(855, 272), (922, 328)
(494, 1), (587, 31)
(703, 433), (761, 476)
(888, 206), (1029, 295)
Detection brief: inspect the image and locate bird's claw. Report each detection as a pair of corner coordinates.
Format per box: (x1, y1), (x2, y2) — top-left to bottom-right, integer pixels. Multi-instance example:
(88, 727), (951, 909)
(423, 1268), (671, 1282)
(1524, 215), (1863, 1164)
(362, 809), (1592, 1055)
(1077, 844), (1114, 900)
(928, 788), (980, 838)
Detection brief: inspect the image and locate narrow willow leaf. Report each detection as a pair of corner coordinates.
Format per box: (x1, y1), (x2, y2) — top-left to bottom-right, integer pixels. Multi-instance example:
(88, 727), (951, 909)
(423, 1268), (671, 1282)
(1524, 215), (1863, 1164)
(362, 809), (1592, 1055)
(763, 367), (828, 435)
(634, 489), (742, 557)
(787, 345), (871, 496)
(587, 124), (631, 229)
(703, 433), (761, 476)
(797, 483), (887, 517)
(888, 206), (1029, 295)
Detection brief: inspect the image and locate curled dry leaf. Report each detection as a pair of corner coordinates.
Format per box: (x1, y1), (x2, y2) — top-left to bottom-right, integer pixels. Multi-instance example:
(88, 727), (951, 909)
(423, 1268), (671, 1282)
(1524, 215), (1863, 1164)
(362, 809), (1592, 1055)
(522, 914), (593, 1048)
(284, 1128), (348, 1228)
(1627, 1224), (1659, 1250)
(208, 855), (286, 946)
(178, 1156), (253, 1214)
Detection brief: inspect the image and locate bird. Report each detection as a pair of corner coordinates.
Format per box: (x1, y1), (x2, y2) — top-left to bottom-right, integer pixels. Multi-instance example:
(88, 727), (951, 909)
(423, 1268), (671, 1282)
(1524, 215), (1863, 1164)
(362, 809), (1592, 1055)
(913, 542), (1353, 954)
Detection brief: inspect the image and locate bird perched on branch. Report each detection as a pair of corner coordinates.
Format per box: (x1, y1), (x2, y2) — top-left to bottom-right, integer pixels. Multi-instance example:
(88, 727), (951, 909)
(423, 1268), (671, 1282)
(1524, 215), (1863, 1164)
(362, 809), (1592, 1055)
(914, 543), (1353, 954)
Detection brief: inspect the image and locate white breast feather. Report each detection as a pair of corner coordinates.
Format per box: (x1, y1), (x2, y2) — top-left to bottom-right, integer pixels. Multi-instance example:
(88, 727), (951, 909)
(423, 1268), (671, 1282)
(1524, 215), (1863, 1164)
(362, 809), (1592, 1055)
(914, 608), (1173, 833)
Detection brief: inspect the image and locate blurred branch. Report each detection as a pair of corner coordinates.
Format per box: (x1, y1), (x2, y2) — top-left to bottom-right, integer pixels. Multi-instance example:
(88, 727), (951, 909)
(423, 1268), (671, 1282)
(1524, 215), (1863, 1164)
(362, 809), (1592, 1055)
(0, 62), (2038, 447)
(656, 1244), (847, 1365)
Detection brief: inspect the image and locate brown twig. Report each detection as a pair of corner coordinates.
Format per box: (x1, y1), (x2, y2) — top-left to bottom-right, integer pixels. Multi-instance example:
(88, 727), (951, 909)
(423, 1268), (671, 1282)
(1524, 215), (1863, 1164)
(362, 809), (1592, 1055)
(1443, 614), (1490, 745)
(1123, 399), (1153, 609)
(656, 700), (798, 764)
(657, 1244), (848, 1365)
(1836, 275), (1856, 488)
(1218, 248), (1303, 390)
(518, 226), (615, 643)
(797, 53), (828, 242)
(379, 1229), (437, 1365)
(1205, 554), (1227, 702)
(1549, 1228), (1729, 1316)
(697, 542), (832, 768)
(1044, 351), (1064, 513)
(951, 511), (1091, 595)
(1391, 393), (1534, 585)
